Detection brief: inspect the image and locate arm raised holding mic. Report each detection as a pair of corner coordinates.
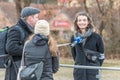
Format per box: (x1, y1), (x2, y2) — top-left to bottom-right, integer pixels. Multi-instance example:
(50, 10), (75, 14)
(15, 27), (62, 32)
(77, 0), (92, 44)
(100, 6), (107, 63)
(70, 35), (83, 47)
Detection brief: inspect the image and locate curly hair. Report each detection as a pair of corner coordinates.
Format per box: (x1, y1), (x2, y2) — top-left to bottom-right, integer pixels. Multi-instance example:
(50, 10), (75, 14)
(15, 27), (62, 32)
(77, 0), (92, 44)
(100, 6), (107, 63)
(74, 11), (94, 33)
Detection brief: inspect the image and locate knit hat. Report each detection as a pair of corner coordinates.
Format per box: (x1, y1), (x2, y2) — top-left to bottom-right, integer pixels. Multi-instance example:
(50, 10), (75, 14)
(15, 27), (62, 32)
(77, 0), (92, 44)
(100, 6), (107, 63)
(21, 7), (40, 18)
(35, 20), (50, 36)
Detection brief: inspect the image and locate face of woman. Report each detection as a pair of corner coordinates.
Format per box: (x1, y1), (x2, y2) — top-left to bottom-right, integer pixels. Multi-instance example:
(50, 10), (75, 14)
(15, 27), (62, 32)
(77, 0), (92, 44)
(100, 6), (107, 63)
(77, 15), (89, 30)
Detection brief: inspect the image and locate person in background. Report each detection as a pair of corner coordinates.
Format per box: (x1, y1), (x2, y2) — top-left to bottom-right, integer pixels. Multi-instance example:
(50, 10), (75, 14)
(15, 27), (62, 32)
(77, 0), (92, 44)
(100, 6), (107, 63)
(70, 11), (105, 80)
(5, 7), (40, 80)
(24, 20), (59, 80)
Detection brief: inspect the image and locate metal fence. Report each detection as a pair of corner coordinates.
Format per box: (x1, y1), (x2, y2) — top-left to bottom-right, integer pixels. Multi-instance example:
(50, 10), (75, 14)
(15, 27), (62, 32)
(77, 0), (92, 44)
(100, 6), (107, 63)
(58, 43), (120, 80)
(60, 64), (120, 80)
(60, 64), (120, 71)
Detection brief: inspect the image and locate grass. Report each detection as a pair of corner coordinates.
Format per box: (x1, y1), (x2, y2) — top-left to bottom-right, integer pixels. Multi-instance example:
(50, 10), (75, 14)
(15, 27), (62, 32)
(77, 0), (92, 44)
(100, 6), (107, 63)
(0, 58), (120, 80)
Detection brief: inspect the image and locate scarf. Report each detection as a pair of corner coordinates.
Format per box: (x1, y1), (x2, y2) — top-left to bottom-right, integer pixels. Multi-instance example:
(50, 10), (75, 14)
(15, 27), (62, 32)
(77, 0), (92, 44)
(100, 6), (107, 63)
(74, 28), (93, 45)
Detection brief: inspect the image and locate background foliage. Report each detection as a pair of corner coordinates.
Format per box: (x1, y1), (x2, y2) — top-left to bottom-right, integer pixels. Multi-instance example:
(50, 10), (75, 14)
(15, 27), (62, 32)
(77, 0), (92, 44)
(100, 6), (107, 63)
(0, 0), (120, 59)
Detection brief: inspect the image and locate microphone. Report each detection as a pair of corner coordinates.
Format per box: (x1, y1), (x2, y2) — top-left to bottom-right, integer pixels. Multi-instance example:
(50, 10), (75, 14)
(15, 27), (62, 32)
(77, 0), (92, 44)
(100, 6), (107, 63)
(71, 36), (83, 47)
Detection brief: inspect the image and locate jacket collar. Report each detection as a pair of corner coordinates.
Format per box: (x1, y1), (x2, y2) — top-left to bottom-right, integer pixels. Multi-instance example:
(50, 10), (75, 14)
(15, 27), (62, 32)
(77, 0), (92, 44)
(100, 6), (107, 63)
(17, 18), (34, 34)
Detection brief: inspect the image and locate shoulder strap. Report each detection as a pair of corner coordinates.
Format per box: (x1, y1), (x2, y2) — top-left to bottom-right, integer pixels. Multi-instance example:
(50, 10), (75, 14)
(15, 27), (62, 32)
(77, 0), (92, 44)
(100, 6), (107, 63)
(20, 41), (29, 66)
(82, 38), (87, 47)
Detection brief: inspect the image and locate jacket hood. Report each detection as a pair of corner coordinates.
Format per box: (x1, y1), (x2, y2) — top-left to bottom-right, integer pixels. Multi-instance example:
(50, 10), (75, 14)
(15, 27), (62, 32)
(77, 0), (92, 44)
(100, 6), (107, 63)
(32, 34), (48, 46)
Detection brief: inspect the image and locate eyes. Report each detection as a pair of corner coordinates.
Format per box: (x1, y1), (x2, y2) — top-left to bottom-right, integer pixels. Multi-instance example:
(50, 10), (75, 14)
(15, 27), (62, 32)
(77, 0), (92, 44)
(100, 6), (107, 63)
(77, 15), (88, 23)
(78, 19), (88, 22)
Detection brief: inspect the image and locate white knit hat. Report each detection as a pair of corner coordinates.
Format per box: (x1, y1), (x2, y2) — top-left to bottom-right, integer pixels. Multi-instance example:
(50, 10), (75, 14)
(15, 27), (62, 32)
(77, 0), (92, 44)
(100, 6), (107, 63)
(35, 20), (50, 36)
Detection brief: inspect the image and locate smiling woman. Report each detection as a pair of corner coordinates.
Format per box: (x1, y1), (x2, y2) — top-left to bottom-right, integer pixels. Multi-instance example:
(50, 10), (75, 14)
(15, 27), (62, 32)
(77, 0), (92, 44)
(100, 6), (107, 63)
(70, 11), (105, 80)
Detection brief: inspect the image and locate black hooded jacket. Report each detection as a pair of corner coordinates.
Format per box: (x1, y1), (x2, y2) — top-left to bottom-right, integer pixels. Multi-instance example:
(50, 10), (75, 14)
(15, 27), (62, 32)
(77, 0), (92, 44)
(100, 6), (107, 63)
(24, 34), (54, 80)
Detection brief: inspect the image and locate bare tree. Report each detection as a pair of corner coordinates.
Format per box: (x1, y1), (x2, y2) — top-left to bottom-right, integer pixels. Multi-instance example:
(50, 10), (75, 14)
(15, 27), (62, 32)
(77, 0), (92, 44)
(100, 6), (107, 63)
(15, 0), (31, 19)
(83, 0), (89, 13)
(95, 0), (114, 36)
(96, 0), (105, 35)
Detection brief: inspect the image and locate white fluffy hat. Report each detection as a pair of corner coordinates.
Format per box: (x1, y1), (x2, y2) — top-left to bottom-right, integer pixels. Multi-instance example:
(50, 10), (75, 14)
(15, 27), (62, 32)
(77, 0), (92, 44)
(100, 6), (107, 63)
(35, 20), (50, 36)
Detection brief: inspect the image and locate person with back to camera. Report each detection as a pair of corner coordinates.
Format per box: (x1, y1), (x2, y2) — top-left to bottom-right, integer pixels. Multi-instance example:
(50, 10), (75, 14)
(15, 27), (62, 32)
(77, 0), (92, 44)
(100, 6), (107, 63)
(70, 11), (105, 80)
(23, 20), (59, 80)
(5, 7), (40, 80)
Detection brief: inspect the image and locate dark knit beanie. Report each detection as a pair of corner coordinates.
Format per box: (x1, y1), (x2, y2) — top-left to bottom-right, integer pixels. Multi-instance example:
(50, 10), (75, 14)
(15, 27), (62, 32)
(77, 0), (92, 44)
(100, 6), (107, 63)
(21, 7), (40, 18)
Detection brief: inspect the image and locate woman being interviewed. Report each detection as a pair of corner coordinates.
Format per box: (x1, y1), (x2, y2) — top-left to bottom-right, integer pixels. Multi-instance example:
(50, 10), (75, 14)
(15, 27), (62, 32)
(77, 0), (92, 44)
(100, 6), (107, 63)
(70, 12), (105, 80)
(23, 20), (59, 80)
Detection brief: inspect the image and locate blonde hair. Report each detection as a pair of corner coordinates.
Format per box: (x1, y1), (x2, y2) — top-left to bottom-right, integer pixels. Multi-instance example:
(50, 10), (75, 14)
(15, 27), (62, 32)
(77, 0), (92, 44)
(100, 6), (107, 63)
(48, 35), (58, 57)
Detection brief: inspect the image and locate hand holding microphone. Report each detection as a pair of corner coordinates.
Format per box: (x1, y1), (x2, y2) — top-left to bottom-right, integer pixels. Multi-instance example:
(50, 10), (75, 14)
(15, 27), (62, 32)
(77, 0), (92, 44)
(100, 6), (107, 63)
(71, 36), (83, 47)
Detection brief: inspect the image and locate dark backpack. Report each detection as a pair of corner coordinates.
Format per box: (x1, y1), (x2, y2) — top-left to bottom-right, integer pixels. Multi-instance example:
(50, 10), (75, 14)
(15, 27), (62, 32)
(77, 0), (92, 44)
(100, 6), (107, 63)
(0, 26), (25, 68)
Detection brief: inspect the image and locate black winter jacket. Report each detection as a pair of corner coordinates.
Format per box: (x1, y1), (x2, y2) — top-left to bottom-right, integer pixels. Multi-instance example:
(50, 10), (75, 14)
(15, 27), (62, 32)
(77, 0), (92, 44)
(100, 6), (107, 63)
(71, 32), (104, 80)
(24, 34), (57, 80)
(5, 18), (33, 80)
(6, 19), (33, 58)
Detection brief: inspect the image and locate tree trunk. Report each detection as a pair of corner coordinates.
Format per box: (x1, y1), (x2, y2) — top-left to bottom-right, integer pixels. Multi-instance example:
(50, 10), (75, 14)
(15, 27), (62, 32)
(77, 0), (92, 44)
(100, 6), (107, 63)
(15, 0), (22, 19)
(15, 0), (31, 19)
(83, 0), (89, 13)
